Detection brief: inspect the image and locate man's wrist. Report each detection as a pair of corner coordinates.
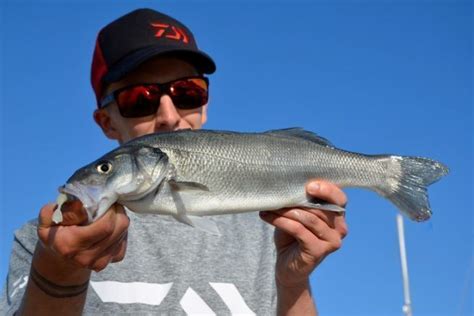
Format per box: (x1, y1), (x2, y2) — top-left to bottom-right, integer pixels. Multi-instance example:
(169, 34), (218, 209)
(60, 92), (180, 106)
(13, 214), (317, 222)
(29, 265), (90, 298)
(276, 278), (312, 300)
(15, 243), (91, 316)
(276, 279), (317, 316)
(32, 242), (91, 287)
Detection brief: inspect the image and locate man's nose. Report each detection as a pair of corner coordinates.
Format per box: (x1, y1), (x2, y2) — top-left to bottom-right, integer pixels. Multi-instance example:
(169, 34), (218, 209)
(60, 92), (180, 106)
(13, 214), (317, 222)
(154, 95), (180, 130)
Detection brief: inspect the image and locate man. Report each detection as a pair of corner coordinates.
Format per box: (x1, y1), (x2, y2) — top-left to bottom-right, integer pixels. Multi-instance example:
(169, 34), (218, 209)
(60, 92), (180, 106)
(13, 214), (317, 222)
(1, 8), (347, 315)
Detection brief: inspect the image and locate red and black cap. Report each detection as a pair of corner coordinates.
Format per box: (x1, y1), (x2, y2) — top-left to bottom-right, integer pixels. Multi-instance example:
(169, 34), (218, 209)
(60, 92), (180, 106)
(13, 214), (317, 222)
(91, 8), (216, 103)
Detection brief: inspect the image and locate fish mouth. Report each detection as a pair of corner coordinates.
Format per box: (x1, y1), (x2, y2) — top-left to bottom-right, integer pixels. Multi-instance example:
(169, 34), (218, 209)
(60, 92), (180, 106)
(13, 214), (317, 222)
(58, 183), (103, 220)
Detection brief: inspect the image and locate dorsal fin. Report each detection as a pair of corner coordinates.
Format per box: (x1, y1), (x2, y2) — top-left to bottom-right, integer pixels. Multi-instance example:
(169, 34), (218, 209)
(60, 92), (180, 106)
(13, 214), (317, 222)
(264, 128), (334, 147)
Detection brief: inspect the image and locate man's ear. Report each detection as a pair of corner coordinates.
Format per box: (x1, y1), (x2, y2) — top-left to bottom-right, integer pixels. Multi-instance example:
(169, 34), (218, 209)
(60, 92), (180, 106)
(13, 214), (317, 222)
(93, 109), (121, 140)
(201, 104), (208, 125)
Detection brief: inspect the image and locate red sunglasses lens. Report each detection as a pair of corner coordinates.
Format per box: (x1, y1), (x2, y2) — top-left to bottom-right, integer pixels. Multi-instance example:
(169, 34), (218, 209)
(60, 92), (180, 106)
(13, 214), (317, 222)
(117, 85), (161, 118)
(170, 78), (208, 109)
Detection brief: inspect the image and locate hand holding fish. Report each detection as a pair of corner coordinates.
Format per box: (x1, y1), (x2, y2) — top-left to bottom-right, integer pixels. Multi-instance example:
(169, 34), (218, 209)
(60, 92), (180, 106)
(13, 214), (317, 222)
(35, 202), (129, 277)
(259, 180), (347, 314)
(260, 180), (348, 288)
(14, 203), (129, 315)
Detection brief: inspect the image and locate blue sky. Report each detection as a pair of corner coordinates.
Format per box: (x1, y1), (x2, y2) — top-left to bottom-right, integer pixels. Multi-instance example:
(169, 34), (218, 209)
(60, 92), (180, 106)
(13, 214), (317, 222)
(1, 1), (472, 315)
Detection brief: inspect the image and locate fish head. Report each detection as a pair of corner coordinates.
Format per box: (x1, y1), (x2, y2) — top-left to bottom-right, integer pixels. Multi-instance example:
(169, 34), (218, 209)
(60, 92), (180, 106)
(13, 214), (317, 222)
(59, 145), (169, 222)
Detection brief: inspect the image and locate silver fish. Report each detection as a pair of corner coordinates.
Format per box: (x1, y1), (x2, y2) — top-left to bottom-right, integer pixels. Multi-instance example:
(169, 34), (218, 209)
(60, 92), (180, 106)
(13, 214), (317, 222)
(54, 128), (448, 233)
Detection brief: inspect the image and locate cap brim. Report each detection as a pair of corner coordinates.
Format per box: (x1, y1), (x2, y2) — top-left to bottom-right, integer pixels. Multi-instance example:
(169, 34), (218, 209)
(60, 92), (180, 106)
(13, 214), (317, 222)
(103, 44), (216, 84)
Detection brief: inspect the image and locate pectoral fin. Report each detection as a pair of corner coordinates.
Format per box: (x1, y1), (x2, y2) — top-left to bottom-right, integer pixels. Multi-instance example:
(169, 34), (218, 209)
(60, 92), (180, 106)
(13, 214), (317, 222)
(166, 181), (220, 235)
(173, 214), (221, 236)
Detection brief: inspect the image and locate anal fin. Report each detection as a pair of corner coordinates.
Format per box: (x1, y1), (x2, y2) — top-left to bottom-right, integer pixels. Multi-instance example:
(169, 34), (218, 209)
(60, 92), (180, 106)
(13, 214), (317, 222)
(300, 198), (346, 213)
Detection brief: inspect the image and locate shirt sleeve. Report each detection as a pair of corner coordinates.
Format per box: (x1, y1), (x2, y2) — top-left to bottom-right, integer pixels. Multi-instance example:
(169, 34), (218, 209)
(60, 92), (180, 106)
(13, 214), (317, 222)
(0, 220), (38, 316)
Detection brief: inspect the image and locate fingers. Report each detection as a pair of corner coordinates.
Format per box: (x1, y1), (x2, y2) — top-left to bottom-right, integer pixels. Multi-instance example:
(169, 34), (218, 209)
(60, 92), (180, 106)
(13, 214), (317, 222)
(66, 204), (129, 255)
(60, 200), (89, 225)
(276, 208), (346, 241)
(38, 200), (88, 229)
(303, 208), (348, 237)
(306, 179), (347, 207)
(73, 208), (129, 258)
(38, 203), (58, 229)
(305, 179), (348, 237)
(261, 211), (314, 243)
(262, 209), (341, 246)
(72, 205), (120, 246)
(260, 180), (350, 255)
(110, 232), (128, 263)
(74, 230), (128, 271)
(37, 203), (130, 271)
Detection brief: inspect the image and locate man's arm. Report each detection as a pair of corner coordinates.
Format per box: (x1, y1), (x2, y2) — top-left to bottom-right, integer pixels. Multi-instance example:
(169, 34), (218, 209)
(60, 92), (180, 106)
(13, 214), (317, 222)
(16, 202), (129, 316)
(260, 180), (348, 315)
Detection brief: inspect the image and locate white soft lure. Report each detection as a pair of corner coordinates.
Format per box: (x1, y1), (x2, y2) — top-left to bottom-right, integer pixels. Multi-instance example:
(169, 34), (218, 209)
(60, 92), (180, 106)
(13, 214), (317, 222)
(52, 193), (68, 224)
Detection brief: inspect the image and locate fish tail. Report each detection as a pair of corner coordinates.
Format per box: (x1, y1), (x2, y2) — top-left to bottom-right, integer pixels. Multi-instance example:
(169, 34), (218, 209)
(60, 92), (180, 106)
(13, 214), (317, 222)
(376, 156), (449, 221)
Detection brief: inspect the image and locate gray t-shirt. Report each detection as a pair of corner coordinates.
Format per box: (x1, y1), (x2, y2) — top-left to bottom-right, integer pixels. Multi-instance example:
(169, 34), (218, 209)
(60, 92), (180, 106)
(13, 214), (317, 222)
(1, 210), (277, 315)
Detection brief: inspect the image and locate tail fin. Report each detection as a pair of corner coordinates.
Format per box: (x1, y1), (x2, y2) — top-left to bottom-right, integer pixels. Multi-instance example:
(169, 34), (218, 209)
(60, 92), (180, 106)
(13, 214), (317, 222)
(381, 156), (449, 221)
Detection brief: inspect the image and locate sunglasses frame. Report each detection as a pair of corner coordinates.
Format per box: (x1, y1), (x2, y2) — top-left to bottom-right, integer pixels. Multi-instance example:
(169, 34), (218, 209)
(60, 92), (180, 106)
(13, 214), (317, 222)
(99, 76), (210, 114)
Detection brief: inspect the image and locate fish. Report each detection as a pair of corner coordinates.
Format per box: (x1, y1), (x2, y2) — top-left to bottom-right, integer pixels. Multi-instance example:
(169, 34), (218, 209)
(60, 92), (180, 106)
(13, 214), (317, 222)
(54, 128), (449, 234)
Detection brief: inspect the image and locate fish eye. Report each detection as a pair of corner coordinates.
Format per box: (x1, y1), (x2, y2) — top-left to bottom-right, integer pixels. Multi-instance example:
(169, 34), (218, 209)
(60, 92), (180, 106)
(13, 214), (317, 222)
(96, 161), (113, 174)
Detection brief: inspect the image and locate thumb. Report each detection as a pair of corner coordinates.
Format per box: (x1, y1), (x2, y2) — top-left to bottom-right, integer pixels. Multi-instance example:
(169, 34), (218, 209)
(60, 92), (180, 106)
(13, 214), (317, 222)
(38, 203), (58, 229)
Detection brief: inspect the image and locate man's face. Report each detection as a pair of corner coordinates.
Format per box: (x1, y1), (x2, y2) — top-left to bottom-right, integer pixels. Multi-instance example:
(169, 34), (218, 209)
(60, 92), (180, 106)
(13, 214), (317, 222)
(94, 56), (208, 144)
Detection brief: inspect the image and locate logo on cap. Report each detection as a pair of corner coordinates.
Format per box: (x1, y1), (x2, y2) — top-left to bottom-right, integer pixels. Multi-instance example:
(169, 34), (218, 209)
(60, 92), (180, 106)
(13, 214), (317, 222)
(150, 23), (189, 44)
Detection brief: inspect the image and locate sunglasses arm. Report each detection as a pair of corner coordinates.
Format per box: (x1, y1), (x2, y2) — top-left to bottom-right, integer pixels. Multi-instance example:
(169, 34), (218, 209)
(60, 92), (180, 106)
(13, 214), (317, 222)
(99, 93), (115, 109)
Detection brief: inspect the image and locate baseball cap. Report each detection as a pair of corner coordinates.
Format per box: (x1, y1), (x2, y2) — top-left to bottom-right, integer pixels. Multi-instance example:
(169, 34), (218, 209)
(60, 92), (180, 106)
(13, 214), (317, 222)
(91, 8), (216, 104)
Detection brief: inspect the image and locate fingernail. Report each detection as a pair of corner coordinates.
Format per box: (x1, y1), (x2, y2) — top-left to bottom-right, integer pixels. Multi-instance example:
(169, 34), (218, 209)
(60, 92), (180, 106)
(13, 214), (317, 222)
(308, 182), (320, 192)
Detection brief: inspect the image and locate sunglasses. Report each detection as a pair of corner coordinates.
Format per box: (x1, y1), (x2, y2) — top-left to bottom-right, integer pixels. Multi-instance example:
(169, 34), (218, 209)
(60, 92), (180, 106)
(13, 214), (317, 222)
(99, 76), (209, 118)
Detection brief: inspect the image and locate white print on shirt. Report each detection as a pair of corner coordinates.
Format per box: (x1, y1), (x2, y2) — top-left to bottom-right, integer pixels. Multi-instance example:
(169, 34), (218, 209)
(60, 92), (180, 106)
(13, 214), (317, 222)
(90, 281), (172, 305)
(9, 275), (28, 300)
(209, 283), (255, 315)
(90, 281), (256, 315)
(180, 287), (215, 315)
